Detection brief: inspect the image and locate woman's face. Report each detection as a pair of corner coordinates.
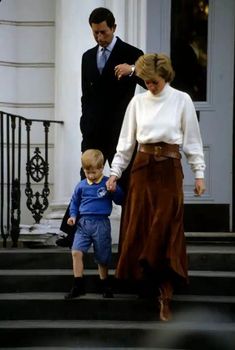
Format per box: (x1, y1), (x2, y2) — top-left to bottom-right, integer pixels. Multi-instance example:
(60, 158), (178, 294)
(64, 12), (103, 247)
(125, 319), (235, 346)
(145, 75), (166, 95)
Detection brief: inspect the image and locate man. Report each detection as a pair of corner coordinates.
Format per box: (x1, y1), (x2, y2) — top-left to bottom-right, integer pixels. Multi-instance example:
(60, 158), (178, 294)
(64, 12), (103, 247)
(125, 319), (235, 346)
(57, 7), (144, 248)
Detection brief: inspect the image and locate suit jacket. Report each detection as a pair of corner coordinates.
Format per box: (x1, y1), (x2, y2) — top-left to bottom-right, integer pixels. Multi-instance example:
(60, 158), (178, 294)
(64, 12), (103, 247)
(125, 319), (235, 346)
(80, 37), (144, 140)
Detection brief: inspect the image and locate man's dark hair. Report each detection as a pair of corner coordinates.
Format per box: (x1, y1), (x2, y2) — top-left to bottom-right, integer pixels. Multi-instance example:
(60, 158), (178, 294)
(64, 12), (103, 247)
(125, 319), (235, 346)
(89, 7), (115, 28)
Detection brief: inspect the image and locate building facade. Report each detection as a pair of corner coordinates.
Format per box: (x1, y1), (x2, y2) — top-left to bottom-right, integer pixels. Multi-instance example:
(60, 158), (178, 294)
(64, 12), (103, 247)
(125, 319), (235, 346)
(0, 0), (234, 241)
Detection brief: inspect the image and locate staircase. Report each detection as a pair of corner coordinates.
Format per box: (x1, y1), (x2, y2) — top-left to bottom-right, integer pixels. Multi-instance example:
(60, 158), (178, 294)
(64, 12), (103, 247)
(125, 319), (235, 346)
(0, 234), (235, 349)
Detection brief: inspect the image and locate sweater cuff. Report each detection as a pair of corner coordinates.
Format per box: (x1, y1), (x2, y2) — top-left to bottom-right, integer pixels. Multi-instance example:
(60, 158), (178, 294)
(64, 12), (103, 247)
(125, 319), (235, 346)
(195, 170), (204, 179)
(110, 168), (122, 179)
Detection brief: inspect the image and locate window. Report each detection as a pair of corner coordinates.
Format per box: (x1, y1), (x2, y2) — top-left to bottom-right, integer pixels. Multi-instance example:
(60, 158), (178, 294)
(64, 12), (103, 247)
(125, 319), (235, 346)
(171, 0), (209, 101)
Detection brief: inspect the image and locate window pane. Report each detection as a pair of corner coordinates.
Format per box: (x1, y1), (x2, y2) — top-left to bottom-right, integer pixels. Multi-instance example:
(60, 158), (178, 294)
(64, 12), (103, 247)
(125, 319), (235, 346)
(171, 0), (209, 101)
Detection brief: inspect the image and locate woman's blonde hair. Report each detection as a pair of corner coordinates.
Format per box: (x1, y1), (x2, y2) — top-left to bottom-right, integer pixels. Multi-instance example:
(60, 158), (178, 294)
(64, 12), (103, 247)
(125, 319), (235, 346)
(81, 149), (104, 170)
(135, 53), (175, 83)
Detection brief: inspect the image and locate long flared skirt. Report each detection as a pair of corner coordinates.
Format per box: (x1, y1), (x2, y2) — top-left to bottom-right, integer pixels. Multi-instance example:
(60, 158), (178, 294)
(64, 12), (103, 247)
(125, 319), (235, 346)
(116, 151), (188, 285)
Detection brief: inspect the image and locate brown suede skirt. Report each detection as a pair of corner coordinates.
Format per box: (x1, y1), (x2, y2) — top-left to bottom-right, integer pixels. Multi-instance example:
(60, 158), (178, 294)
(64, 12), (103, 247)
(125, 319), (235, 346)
(116, 150), (188, 285)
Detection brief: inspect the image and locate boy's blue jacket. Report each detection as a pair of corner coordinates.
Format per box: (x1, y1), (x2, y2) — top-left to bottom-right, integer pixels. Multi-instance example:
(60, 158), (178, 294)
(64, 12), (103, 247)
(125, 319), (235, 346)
(69, 176), (124, 218)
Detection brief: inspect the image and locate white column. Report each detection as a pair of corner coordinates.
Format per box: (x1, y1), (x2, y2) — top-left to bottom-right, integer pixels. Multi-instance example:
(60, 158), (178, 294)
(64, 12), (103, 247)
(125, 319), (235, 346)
(53, 0), (105, 204)
(47, 0), (105, 227)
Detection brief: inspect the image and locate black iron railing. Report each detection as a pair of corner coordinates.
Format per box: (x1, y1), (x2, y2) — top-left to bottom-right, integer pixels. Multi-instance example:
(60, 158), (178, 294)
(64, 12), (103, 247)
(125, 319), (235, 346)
(0, 111), (63, 247)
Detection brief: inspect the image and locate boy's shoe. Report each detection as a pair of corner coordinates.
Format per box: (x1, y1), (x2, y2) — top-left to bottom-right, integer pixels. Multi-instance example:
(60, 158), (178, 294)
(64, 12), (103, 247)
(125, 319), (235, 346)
(64, 286), (85, 299)
(100, 277), (114, 298)
(64, 277), (86, 299)
(56, 233), (74, 249)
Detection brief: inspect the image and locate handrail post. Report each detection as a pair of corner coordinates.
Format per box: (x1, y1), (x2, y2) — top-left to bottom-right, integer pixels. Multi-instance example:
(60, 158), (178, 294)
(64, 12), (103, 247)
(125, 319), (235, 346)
(10, 115), (21, 247)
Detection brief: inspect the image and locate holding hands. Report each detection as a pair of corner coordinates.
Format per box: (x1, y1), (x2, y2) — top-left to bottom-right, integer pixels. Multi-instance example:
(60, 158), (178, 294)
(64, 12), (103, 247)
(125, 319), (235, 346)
(106, 175), (118, 192)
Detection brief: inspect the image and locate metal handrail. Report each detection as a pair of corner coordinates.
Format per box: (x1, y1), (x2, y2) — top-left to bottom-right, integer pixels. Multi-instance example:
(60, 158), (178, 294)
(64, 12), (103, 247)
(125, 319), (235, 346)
(0, 111), (63, 247)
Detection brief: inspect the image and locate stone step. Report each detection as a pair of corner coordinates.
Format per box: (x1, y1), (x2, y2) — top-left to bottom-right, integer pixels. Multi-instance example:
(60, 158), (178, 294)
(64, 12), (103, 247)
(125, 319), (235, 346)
(1, 245), (235, 271)
(1, 232), (235, 249)
(0, 348), (176, 350)
(4, 348), (179, 350)
(187, 245), (235, 271)
(1, 238), (234, 350)
(0, 269), (235, 295)
(185, 232), (235, 244)
(0, 293), (235, 322)
(0, 319), (234, 349)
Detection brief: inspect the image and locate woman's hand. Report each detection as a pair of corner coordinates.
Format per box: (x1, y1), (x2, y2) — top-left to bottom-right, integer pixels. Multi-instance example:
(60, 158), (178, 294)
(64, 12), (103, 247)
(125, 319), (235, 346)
(106, 175), (118, 192)
(194, 178), (206, 196)
(67, 217), (76, 226)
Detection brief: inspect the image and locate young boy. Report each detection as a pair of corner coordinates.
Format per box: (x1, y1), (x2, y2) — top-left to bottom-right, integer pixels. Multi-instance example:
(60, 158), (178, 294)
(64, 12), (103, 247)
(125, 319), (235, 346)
(65, 149), (124, 299)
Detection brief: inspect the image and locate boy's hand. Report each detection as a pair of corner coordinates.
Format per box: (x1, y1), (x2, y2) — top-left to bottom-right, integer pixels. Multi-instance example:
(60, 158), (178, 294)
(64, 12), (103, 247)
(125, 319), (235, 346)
(106, 175), (118, 192)
(67, 217), (76, 226)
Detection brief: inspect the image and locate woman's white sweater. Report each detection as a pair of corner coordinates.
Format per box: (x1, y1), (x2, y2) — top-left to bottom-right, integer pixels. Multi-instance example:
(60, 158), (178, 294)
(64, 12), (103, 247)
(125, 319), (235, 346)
(110, 83), (205, 179)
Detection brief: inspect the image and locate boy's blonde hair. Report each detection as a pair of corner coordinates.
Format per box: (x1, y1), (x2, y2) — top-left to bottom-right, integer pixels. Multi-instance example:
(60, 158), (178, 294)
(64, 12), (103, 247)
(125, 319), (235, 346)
(81, 149), (104, 170)
(135, 53), (175, 83)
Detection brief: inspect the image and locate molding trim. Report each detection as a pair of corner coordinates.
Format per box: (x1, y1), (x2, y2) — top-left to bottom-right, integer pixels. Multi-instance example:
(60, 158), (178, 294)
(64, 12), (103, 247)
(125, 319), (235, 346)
(0, 102), (54, 109)
(160, 0), (171, 54)
(193, 0), (216, 111)
(0, 20), (55, 27)
(0, 61), (54, 68)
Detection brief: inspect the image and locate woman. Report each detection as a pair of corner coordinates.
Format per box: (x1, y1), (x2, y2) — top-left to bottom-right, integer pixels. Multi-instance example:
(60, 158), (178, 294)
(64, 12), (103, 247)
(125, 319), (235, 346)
(106, 53), (206, 321)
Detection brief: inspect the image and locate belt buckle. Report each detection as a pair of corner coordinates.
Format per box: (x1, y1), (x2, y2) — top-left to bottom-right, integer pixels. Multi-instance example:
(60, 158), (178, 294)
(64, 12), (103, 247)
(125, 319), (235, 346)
(154, 145), (162, 157)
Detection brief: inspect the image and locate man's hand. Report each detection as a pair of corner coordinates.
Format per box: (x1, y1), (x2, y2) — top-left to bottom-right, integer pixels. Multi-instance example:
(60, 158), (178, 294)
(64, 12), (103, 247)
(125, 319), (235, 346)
(106, 175), (118, 192)
(194, 178), (206, 196)
(114, 63), (133, 80)
(67, 217), (76, 226)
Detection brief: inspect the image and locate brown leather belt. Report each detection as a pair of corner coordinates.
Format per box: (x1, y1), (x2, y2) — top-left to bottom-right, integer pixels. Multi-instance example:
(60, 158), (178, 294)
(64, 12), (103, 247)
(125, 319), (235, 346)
(139, 142), (181, 159)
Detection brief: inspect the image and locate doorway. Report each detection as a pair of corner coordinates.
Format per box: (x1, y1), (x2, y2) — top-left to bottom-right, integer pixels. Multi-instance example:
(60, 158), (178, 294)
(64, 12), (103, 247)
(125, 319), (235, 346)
(146, 0), (235, 231)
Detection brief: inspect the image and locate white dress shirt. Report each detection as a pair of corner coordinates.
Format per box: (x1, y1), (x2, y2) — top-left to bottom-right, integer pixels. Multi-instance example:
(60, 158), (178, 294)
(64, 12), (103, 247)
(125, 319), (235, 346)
(97, 36), (117, 67)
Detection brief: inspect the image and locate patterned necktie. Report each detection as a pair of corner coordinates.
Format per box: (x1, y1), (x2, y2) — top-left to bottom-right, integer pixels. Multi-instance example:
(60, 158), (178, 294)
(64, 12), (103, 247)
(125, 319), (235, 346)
(98, 48), (107, 74)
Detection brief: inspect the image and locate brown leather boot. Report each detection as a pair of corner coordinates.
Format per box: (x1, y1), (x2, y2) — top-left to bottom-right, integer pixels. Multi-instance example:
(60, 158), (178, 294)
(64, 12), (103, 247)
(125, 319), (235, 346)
(158, 281), (173, 321)
(158, 295), (172, 321)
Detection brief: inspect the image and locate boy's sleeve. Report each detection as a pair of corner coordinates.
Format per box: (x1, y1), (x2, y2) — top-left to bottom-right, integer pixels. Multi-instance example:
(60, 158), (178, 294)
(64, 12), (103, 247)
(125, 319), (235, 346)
(69, 184), (82, 218)
(112, 185), (124, 205)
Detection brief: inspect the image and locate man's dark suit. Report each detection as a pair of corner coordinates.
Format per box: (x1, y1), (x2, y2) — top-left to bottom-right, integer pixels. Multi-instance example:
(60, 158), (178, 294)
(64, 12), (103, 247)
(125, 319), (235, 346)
(58, 37), (144, 242)
(80, 37), (144, 166)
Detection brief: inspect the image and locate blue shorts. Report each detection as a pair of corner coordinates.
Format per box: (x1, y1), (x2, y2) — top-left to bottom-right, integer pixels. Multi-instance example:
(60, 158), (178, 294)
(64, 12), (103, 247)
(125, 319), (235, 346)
(72, 215), (112, 265)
